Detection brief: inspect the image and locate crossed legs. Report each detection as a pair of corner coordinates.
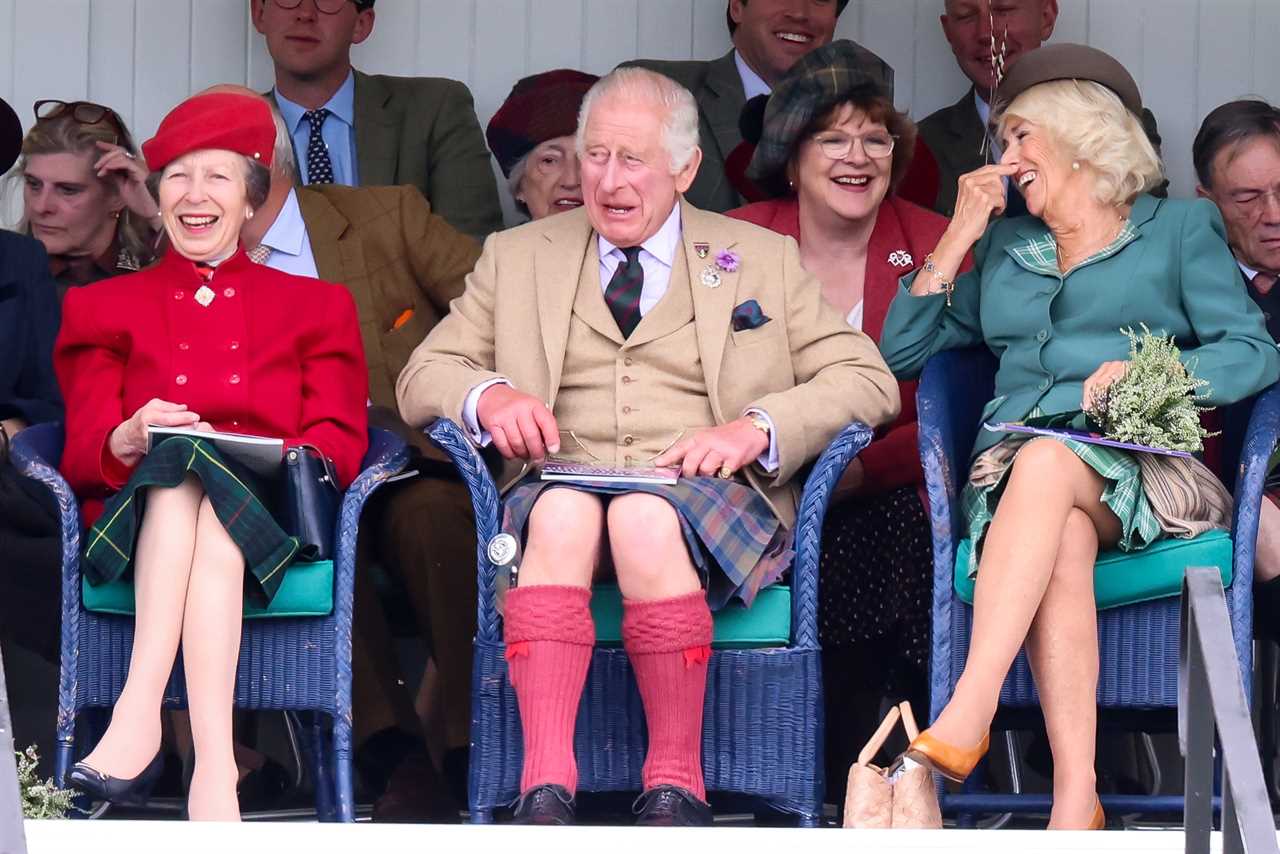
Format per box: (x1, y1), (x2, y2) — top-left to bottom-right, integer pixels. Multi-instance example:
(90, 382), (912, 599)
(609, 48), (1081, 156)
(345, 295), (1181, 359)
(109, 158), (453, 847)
(80, 476), (247, 820)
(927, 439), (1120, 829)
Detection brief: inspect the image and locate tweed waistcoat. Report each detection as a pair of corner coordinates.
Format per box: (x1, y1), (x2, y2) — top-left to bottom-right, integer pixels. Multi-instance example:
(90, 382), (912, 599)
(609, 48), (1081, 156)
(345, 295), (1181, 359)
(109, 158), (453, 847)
(553, 242), (715, 466)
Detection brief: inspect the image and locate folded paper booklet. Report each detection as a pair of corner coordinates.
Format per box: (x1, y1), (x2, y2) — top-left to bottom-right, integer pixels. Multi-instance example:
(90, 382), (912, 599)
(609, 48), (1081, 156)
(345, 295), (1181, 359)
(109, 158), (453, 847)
(146, 425), (285, 476)
(983, 421), (1193, 459)
(539, 458), (679, 485)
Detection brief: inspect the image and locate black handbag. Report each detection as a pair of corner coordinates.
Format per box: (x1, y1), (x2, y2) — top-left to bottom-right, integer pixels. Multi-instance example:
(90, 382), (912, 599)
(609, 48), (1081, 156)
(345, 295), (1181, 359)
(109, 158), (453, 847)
(283, 444), (340, 562)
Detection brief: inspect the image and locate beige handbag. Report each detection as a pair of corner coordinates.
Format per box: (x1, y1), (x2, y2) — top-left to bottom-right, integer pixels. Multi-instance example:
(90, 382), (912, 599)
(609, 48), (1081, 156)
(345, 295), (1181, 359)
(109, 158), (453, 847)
(842, 701), (943, 829)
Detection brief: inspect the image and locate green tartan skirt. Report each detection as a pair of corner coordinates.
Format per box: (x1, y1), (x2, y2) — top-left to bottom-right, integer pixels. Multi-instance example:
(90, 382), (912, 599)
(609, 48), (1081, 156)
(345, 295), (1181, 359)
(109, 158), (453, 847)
(959, 431), (1230, 580)
(82, 436), (306, 605)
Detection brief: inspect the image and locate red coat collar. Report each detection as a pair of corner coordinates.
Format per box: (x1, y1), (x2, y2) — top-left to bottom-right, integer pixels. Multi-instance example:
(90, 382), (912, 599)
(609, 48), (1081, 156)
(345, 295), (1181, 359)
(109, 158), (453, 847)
(158, 244), (254, 288)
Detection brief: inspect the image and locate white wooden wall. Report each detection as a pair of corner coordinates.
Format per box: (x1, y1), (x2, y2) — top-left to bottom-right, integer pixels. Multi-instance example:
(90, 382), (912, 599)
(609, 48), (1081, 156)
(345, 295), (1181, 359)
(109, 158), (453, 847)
(1, 0), (1278, 207)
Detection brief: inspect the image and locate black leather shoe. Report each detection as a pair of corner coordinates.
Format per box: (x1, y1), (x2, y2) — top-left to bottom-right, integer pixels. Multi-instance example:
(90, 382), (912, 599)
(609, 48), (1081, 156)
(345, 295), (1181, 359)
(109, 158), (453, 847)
(511, 784), (575, 825)
(633, 785), (713, 827)
(67, 751), (165, 807)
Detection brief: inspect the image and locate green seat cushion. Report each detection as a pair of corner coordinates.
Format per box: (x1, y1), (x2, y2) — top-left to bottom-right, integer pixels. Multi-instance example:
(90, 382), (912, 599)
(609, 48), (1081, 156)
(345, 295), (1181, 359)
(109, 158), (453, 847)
(954, 529), (1233, 611)
(590, 582), (791, 649)
(82, 560), (334, 619)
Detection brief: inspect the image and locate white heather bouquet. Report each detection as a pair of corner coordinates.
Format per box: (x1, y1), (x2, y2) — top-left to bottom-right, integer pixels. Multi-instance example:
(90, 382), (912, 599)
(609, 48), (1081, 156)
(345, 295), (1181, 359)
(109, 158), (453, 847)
(17, 745), (76, 819)
(1085, 325), (1214, 453)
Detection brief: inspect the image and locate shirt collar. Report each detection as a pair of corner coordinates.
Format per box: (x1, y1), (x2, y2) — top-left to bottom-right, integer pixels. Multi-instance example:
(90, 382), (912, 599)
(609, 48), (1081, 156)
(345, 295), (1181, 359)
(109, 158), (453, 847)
(597, 202), (683, 269)
(974, 90), (992, 128)
(734, 50), (772, 101)
(260, 189), (308, 257)
(274, 68), (357, 134)
(1238, 258), (1260, 281)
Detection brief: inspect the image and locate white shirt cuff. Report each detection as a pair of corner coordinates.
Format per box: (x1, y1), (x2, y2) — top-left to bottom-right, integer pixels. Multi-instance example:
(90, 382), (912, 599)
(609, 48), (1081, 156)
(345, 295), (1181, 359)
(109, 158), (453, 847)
(461, 378), (511, 445)
(744, 408), (779, 473)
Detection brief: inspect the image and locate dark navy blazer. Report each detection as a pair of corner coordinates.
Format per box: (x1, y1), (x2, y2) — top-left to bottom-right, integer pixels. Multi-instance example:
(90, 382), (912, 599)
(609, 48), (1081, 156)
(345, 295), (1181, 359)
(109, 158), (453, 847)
(0, 230), (62, 426)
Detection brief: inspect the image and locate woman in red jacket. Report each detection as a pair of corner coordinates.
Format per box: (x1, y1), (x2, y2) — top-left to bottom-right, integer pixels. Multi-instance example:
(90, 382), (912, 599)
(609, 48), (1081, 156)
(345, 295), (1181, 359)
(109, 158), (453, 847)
(728, 41), (966, 797)
(54, 92), (368, 821)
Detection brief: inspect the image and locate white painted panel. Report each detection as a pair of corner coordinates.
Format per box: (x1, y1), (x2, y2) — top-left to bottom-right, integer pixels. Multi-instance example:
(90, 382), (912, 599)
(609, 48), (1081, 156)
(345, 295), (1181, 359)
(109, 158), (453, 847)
(583, 0), (639, 75)
(833, 1), (860, 42)
(528, 0), (586, 74)
(353, 0), (419, 78)
(87, 0), (136, 138)
(12, 0), (90, 130)
(1050, 0), (1087, 44)
(861, 2), (917, 111)
(1139, 0), (1198, 197)
(472, 0), (527, 124)
(246, 8), (275, 93)
(911, 0), (966, 119)
(416, 0), (473, 81)
(0, 0), (17, 107)
(691, 0), (730, 60)
(1086, 0), (1144, 92)
(190, 0), (247, 93)
(1254, 0), (1280, 100)
(1196, 0), (1255, 126)
(131, 0), (190, 142)
(639, 0), (694, 61)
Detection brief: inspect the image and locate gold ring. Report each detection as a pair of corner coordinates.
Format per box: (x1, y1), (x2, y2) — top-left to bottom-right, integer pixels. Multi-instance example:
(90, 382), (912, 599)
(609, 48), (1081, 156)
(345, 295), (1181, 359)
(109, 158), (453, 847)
(718, 465), (733, 479)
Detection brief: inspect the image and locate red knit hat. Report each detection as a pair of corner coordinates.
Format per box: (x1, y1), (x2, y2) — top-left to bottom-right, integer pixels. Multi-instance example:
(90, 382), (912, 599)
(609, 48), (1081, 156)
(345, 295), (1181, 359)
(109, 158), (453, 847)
(486, 69), (598, 178)
(142, 92), (274, 171)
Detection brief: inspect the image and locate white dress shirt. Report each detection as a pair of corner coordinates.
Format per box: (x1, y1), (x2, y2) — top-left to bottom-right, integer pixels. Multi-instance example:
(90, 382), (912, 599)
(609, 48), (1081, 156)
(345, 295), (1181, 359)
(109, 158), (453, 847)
(258, 189), (320, 279)
(274, 70), (360, 187)
(461, 204), (778, 470)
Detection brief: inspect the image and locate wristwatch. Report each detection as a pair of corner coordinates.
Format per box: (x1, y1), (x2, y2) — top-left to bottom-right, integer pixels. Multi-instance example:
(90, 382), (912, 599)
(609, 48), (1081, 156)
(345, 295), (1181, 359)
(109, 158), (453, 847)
(747, 413), (772, 437)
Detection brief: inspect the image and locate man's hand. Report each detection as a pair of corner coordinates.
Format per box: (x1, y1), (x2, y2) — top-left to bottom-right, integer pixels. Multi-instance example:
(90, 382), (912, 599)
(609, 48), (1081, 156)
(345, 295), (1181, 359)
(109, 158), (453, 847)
(107, 398), (201, 467)
(475, 384), (560, 460)
(654, 417), (770, 479)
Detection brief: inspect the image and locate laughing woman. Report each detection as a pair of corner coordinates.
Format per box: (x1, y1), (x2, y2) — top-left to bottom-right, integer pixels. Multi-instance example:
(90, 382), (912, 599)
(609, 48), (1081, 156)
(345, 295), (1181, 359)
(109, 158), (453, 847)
(880, 45), (1279, 829)
(54, 92), (368, 820)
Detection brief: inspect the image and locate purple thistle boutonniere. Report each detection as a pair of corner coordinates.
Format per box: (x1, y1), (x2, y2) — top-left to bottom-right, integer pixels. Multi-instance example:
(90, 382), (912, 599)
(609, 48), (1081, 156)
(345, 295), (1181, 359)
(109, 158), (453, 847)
(715, 249), (740, 273)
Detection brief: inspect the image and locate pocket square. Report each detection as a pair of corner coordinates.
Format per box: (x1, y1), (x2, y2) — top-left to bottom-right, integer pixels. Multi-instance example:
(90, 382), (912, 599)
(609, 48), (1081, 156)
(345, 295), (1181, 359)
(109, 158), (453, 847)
(732, 299), (771, 332)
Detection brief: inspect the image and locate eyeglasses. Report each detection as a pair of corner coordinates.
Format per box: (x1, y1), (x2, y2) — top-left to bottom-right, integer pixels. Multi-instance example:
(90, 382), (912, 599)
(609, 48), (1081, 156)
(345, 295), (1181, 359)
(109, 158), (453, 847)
(810, 131), (897, 161)
(270, 0), (365, 14)
(33, 99), (129, 146)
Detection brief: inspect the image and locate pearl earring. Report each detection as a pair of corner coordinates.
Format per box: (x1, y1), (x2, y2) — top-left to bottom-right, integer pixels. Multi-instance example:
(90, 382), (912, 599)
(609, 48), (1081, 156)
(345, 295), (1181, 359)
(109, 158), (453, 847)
(1071, 161), (1080, 171)
(246, 209), (254, 220)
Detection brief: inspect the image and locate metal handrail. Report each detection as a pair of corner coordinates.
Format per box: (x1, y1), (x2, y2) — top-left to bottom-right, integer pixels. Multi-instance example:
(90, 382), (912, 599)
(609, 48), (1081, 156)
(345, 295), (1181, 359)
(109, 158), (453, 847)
(1180, 567), (1279, 853)
(0, 652), (29, 854)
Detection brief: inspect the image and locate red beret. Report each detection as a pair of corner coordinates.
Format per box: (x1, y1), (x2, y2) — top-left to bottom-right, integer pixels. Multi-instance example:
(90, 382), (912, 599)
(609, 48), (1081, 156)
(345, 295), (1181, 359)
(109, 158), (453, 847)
(486, 69), (598, 178)
(142, 92), (275, 171)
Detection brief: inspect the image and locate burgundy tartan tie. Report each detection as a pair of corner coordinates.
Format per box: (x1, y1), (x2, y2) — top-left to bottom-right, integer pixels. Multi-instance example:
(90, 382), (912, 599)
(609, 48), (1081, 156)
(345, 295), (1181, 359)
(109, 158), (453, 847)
(604, 246), (644, 337)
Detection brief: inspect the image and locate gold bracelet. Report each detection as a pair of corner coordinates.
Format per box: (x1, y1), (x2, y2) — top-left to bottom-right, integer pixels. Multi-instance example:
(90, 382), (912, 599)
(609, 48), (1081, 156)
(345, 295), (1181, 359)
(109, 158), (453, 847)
(922, 253), (956, 307)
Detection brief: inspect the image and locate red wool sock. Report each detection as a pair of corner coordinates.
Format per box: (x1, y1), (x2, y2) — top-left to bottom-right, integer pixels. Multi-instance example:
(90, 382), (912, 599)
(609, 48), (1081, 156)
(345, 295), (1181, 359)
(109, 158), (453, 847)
(622, 591), (714, 802)
(503, 584), (595, 794)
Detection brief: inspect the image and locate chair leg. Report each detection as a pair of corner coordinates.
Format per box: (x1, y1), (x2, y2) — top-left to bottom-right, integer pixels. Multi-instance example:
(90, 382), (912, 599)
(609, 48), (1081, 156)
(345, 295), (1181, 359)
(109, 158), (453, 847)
(332, 714), (355, 823)
(305, 714), (335, 821)
(796, 811), (822, 828)
(469, 808), (495, 824)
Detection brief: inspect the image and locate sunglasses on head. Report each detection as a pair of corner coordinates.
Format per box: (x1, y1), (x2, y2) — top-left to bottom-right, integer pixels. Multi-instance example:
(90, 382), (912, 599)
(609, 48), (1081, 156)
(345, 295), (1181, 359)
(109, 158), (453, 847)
(33, 99), (131, 146)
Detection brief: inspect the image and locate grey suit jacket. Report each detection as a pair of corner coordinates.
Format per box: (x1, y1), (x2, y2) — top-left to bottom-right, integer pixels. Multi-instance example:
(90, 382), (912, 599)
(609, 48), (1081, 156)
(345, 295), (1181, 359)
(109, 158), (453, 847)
(918, 86), (1167, 217)
(340, 71), (504, 241)
(623, 51), (747, 213)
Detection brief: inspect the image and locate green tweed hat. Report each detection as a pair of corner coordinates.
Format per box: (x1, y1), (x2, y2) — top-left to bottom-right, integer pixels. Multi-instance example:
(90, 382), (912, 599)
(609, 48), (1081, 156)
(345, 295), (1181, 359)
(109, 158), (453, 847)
(746, 39), (894, 187)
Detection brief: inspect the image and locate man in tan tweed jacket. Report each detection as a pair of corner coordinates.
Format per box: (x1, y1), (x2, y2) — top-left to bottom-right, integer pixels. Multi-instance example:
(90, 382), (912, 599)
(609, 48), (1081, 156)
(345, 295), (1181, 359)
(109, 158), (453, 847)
(397, 67), (898, 826)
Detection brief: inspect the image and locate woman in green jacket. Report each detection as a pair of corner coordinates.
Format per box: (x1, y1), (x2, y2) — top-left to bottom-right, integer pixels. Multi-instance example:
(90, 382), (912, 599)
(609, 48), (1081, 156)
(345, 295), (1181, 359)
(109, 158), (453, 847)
(880, 45), (1280, 829)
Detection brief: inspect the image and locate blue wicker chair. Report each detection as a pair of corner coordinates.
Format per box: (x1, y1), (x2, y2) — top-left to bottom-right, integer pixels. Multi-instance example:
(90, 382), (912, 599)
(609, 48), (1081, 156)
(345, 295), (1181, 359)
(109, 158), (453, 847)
(9, 423), (411, 822)
(427, 417), (874, 826)
(917, 346), (1279, 819)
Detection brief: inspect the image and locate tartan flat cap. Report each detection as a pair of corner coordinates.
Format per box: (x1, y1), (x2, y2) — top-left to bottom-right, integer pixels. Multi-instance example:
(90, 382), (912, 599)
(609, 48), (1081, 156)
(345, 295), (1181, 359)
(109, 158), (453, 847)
(998, 43), (1143, 116)
(746, 39), (895, 184)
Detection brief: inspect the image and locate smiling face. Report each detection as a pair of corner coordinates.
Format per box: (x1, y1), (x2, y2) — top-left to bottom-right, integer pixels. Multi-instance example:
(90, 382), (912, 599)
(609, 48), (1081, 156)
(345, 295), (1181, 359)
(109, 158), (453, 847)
(1202, 137), (1280, 276)
(252, 0), (374, 83)
(517, 136), (584, 220)
(729, 0), (838, 87)
(579, 95), (701, 247)
(940, 0), (1057, 94)
(158, 149), (253, 263)
(999, 115), (1073, 219)
(23, 151), (122, 258)
(791, 103), (893, 227)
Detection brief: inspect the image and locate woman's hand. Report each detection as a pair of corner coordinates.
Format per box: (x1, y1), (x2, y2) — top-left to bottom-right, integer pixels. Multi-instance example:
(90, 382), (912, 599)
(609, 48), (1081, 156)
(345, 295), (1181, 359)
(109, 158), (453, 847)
(654, 418), (770, 479)
(94, 141), (160, 227)
(108, 398), (201, 467)
(949, 163), (1019, 246)
(1082, 360), (1130, 412)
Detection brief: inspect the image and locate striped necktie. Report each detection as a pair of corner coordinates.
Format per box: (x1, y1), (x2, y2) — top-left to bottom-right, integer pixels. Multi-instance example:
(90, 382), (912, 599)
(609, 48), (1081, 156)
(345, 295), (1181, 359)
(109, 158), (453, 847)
(604, 246), (644, 337)
(303, 108), (335, 185)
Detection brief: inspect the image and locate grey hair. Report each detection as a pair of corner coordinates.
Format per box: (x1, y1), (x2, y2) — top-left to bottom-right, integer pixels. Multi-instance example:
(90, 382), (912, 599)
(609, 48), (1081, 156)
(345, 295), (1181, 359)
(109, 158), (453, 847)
(506, 154), (531, 219)
(575, 67), (700, 174)
(266, 101), (298, 182)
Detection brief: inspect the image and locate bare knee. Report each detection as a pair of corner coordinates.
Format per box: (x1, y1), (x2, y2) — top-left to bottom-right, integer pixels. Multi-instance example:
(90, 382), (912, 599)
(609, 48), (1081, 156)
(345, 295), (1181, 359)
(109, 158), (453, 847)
(607, 494), (697, 598)
(145, 473), (205, 513)
(522, 489), (604, 586)
(1008, 438), (1079, 485)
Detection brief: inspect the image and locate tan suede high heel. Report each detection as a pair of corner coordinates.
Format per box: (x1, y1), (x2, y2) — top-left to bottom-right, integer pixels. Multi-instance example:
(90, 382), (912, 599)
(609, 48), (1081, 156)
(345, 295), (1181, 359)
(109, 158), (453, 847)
(903, 728), (990, 783)
(1088, 797), (1106, 830)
